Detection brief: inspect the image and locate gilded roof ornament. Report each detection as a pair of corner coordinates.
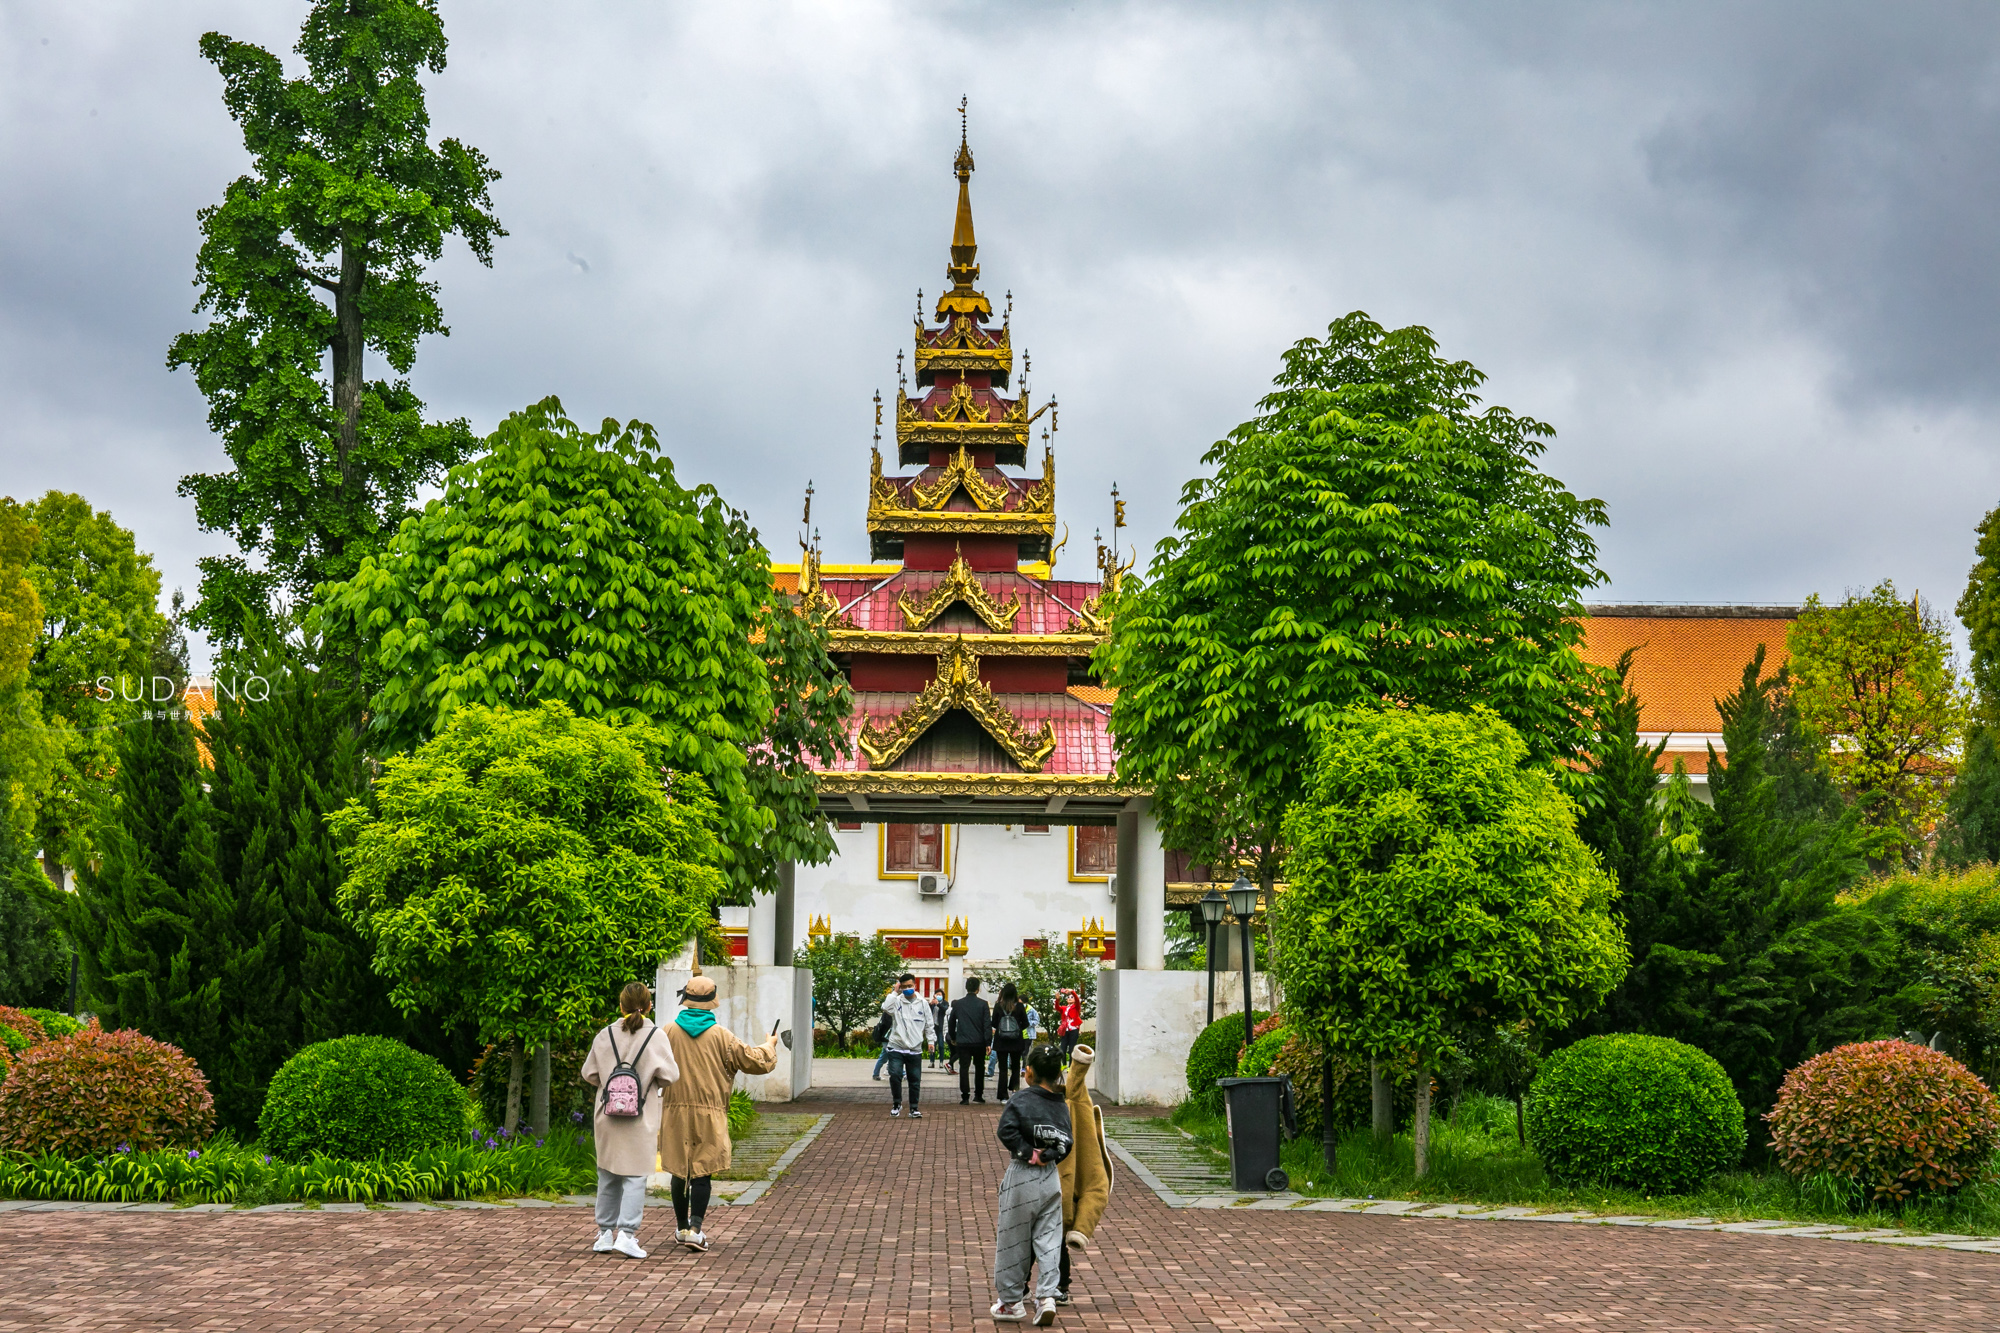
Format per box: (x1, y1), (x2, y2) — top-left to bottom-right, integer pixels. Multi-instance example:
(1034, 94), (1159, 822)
(857, 637), (1057, 771)
(897, 551), (1022, 632)
(909, 445), (1011, 511)
(937, 97), (991, 320)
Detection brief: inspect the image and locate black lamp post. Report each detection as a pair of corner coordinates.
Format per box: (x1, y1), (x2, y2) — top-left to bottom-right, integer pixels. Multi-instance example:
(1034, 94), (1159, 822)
(1199, 887), (1227, 1025)
(1227, 875), (1260, 1050)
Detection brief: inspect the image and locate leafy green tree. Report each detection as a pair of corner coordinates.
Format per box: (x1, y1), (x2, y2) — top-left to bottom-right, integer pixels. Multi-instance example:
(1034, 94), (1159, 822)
(169, 0), (501, 647)
(322, 397), (847, 901)
(0, 501), (65, 1009)
(996, 934), (1100, 1022)
(1787, 583), (1970, 856)
(19, 492), (166, 877)
(1273, 706), (1628, 1176)
(1945, 513), (2000, 865)
(1100, 313), (1608, 898)
(332, 701), (725, 1131)
(799, 932), (907, 1052)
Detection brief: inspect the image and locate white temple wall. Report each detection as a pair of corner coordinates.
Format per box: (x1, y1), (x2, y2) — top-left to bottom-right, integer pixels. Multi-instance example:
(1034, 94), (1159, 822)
(792, 822), (1124, 977)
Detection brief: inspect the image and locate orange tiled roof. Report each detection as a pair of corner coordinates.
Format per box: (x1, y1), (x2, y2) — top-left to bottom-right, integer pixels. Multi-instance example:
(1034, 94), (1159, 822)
(1578, 605), (1797, 738)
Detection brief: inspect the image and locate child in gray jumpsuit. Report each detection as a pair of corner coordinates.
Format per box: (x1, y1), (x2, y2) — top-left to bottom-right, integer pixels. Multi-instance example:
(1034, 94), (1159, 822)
(990, 1045), (1072, 1324)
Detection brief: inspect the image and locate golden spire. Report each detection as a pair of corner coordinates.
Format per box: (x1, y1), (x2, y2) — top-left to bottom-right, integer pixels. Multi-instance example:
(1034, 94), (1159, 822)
(937, 97), (991, 319)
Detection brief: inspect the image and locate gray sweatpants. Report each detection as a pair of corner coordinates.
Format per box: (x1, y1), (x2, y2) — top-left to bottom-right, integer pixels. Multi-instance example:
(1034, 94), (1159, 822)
(993, 1160), (1063, 1303)
(595, 1168), (646, 1235)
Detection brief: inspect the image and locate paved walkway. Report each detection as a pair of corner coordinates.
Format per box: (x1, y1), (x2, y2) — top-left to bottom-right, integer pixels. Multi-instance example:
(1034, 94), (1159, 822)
(3, 1097), (1996, 1330)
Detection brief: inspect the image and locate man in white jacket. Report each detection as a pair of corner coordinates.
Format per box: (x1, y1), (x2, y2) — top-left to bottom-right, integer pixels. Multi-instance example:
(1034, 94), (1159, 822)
(880, 971), (933, 1118)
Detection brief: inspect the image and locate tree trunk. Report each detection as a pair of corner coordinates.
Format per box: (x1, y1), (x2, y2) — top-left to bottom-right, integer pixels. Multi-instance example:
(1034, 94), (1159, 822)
(331, 239), (365, 500)
(1370, 1059), (1393, 1143)
(40, 851), (63, 887)
(530, 1042), (551, 1140)
(503, 1037), (525, 1135)
(1321, 1054), (1339, 1175)
(1413, 1060), (1433, 1178)
(1515, 1095), (1526, 1147)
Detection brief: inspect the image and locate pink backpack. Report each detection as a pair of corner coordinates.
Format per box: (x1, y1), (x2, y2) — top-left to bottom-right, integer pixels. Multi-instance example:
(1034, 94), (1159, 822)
(599, 1025), (659, 1117)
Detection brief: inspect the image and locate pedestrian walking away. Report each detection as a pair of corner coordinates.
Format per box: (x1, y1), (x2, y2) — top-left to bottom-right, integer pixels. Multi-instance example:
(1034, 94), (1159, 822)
(1054, 1043), (1114, 1305)
(880, 971), (931, 1116)
(580, 981), (680, 1260)
(990, 1044), (1072, 1324)
(991, 982), (1030, 1098)
(949, 977), (992, 1103)
(658, 970), (782, 1253)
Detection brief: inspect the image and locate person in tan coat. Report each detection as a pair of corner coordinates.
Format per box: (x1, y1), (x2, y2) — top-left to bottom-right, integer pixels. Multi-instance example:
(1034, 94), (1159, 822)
(658, 972), (780, 1252)
(580, 981), (680, 1259)
(1055, 1043), (1114, 1305)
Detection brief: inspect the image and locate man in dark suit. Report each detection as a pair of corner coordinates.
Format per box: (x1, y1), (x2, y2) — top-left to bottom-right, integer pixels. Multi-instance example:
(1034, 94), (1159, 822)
(948, 977), (993, 1104)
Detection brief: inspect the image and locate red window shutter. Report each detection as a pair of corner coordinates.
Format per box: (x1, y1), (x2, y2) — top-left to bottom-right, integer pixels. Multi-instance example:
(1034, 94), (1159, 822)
(1101, 936), (1116, 963)
(1076, 826), (1116, 876)
(838, 820), (862, 831)
(914, 824), (943, 872)
(1023, 824), (1050, 834)
(887, 824), (916, 871)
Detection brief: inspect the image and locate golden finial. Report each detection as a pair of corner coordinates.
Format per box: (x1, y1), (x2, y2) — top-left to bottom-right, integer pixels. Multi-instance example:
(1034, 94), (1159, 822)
(872, 389), (883, 444)
(939, 97), (987, 317)
(896, 348), (906, 393)
(803, 480), (814, 529)
(1004, 289), (1013, 326)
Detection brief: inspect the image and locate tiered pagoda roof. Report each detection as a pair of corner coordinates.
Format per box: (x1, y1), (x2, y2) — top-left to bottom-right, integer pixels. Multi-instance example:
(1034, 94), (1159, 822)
(792, 117), (1138, 824)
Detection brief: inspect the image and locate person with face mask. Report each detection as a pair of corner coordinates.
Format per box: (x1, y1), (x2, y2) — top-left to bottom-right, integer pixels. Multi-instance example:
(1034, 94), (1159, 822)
(880, 971), (932, 1118)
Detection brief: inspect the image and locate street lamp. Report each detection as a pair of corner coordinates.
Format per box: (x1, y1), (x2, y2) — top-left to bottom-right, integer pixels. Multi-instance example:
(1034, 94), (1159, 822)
(1227, 875), (1260, 1050)
(1199, 887), (1228, 1025)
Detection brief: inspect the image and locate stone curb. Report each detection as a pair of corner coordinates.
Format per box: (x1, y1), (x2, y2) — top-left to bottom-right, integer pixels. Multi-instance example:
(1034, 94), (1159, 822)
(726, 1113), (834, 1206)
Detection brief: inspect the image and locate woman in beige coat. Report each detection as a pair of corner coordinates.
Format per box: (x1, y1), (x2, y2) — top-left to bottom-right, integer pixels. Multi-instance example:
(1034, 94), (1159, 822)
(658, 972), (780, 1252)
(1055, 1043), (1114, 1305)
(580, 981), (680, 1259)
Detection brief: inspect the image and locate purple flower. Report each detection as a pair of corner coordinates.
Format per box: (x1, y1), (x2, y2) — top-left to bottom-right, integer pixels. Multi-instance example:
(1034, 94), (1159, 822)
(186, 1149), (200, 1161)
(117, 1142), (129, 1154)
(535, 1139), (544, 1149)
(484, 1138), (497, 1150)
(570, 1111), (585, 1125)
(261, 1155), (271, 1165)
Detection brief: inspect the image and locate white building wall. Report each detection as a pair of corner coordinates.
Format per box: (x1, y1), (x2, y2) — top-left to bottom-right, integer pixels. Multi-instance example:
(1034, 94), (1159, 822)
(792, 822), (1124, 975)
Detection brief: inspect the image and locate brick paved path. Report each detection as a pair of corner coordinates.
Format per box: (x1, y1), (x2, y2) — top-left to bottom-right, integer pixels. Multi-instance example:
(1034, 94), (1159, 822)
(2, 1097), (1996, 1331)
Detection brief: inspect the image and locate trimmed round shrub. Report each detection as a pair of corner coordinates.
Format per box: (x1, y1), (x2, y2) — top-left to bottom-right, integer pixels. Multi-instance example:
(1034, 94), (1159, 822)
(1767, 1039), (2000, 1204)
(1526, 1034), (1744, 1194)
(0, 1028), (215, 1155)
(22, 1009), (81, 1040)
(259, 1036), (465, 1161)
(1239, 1027), (1290, 1077)
(1184, 1011), (1269, 1107)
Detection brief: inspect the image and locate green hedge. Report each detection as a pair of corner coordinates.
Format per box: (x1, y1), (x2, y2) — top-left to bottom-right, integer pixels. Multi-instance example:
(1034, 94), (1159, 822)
(21, 1010), (80, 1040)
(1527, 1034), (1744, 1194)
(1184, 1011), (1269, 1109)
(258, 1037), (465, 1162)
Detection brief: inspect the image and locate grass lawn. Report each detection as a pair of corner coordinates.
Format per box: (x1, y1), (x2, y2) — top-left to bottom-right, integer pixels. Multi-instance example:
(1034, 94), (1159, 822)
(1169, 1092), (2000, 1236)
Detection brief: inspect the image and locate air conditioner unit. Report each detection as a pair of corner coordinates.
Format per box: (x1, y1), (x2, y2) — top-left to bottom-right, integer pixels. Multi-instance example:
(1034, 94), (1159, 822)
(918, 874), (947, 897)
(1106, 873), (1118, 901)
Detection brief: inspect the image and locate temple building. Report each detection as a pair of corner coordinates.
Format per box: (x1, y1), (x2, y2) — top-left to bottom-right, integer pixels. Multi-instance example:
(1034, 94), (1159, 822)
(729, 120), (1167, 1019)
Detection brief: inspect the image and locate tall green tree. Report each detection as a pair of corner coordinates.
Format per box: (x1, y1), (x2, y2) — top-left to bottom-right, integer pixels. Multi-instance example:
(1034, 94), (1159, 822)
(1099, 312), (1608, 896)
(0, 501), (65, 1008)
(58, 710), (223, 1068)
(331, 702), (726, 1131)
(19, 492), (167, 878)
(1273, 706), (1627, 1176)
(1787, 583), (1970, 856)
(1944, 511), (2000, 864)
(169, 0), (502, 647)
(321, 397), (848, 901)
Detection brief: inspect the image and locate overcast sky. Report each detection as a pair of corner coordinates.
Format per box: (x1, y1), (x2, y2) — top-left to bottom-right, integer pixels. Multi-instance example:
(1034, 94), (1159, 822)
(5, 2), (1998, 669)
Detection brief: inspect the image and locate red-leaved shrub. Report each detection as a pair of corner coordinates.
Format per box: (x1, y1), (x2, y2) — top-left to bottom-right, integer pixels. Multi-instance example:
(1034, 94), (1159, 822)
(0, 1006), (48, 1048)
(0, 1028), (215, 1155)
(1767, 1039), (2000, 1204)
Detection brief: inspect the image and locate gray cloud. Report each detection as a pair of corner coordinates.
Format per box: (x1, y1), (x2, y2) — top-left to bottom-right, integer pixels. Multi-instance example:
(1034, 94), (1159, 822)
(3, 1), (1998, 669)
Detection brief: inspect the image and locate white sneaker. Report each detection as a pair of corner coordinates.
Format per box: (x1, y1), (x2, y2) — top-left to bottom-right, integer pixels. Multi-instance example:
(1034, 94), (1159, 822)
(991, 1300), (1028, 1322)
(612, 1231), (647, 1259)
(682, 1229), (710, 1252)
(889, 1106), (901, 1116)
(1035, 1295), (1058, 1325)
(592, 1228), (616, 1253)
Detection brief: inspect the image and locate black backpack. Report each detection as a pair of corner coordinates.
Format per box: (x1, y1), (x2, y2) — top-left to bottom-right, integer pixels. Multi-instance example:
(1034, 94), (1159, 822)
(872, 1006), (895, 1045)
(996, 1005), (1023, 1040)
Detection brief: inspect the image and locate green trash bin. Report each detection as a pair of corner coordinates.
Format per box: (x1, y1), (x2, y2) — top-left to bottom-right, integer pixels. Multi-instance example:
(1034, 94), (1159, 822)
(1216, 1074), (1295, 1191)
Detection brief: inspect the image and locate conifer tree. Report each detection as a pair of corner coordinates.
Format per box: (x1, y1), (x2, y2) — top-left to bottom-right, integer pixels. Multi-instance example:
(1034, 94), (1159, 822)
(61, 710), (223, 1062)
(1943, 507), (2000, 865)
